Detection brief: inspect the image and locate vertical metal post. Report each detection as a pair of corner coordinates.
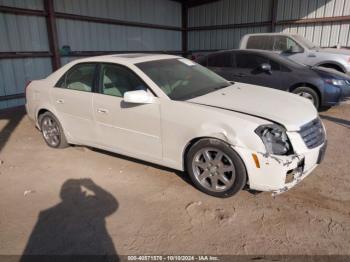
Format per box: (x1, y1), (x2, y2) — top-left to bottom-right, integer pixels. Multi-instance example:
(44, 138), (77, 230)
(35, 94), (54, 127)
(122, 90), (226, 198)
(182, 2), (188, 57)
(271, 0), (278, 32)
(44, 0), (60, 70)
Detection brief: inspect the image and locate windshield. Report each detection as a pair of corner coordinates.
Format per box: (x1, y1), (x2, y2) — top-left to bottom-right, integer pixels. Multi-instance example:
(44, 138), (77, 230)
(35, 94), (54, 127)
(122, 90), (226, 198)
(272, 53), (308, 68)
(293, 35), (318, 49)
(136, 58), (230, 100)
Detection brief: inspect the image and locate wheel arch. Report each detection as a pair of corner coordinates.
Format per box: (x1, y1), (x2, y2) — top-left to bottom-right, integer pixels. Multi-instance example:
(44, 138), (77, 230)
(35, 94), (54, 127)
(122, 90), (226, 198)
(289, 82), (322, 103)
(35, 106), (63, 131)
(316, 61), (346, 73)
(182, 136), (249, 184)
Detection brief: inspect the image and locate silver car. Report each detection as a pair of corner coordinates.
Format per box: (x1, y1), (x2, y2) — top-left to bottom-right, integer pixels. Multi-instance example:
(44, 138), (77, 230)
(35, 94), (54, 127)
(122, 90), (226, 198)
(240, 33), (350, 75)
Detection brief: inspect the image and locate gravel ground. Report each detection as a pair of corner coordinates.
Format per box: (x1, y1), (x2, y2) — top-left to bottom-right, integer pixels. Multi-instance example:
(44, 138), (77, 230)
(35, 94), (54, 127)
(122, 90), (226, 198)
(0, 103), (349, 257)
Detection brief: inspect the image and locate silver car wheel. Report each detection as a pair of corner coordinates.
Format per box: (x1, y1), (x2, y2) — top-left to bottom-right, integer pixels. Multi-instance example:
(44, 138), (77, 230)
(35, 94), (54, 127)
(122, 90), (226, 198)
(192, 147), (236, 192)
(42, 116), (60, 147)
(297, 92), (314, 103)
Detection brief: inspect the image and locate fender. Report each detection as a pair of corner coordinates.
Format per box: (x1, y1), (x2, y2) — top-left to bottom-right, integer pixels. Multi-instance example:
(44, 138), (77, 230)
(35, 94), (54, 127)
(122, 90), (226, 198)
(315, 61), (346, 73)
(35, 104), (74, 142)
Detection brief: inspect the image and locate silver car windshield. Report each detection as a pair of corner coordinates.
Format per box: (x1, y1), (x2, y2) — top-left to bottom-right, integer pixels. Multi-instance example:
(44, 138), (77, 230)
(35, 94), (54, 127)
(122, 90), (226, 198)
(136, 58), (230, 100)
(293, 35), (318, 49)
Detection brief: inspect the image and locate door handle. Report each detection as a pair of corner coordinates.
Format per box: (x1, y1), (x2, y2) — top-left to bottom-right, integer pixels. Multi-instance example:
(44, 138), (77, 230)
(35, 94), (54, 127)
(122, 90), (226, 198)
(56, 99), (64, 104)
(97, 108), (109, 114)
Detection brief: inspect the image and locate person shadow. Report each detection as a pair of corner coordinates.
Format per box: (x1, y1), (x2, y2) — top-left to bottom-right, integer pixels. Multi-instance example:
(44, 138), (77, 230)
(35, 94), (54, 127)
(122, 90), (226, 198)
(20, 178), (119, 262)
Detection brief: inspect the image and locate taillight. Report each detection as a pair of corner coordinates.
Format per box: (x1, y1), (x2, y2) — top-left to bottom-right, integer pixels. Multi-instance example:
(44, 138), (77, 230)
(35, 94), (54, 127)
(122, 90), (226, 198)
(24, 81), (32, 101)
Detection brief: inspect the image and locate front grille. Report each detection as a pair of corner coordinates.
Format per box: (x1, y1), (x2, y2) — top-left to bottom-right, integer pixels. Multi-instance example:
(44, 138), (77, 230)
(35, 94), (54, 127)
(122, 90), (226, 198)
(299, 118), (325, 149)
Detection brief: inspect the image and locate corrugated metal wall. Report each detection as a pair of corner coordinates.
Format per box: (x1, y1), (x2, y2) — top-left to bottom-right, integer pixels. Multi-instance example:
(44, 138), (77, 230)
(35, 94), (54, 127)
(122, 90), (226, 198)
(188, 26), (270, 51)
(0, 0), (43, 10)
(54, 0), (181, 27)
(0, 58), (52, 109)
(275, 0), (350, 47)
(56, 20), (181, 54)
(188, 0), (272, 26)
(55, 0), (181, 65)
(0, 0), (182, 109)
(188, 0), (273, 51)
(0, 0), (50, 109)
(188, 0), (350, 52)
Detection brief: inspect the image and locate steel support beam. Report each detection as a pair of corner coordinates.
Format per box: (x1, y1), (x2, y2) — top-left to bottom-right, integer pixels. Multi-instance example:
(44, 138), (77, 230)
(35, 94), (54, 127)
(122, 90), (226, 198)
(0, 93), (25, 102)
(276, 15), (350, 25)
(0, 5), (46, 16)
(188, 21), (271, 31)
(44, 0), (61, 70)
(182, 2), (188, 57)
(187, 0), (220, 7)
(0, 52), (52, 59)
(55, 12), (182, 31)
(271, 0), (278, 32)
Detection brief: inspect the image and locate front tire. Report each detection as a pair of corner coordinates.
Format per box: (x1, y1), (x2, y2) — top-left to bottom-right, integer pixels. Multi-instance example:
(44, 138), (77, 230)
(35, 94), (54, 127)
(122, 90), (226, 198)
(40, 112), (68, 148)
(292, 86), (320, 109)
(186, 138), (247, 198)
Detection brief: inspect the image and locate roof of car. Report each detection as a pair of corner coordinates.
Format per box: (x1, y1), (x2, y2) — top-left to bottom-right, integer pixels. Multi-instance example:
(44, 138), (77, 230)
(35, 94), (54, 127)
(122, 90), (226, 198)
(204, 49), (304, 68)
(71, 53), (179, 65)
(209, 49), (281, 58)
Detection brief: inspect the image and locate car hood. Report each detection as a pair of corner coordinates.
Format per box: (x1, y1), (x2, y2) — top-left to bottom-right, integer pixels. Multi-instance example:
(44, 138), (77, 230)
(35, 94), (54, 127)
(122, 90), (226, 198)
(312, 66), (350, 80)
(188, 83), (318, 131)
(318, 47), (350, 56)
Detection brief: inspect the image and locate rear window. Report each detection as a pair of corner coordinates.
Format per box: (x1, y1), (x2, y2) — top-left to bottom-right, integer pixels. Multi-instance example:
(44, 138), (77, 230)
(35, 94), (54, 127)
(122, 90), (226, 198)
(246, 36), (274, 50)
(236, 53), (280, 71)
(236, 53), (268, 69)
(208, 53), (233, 68)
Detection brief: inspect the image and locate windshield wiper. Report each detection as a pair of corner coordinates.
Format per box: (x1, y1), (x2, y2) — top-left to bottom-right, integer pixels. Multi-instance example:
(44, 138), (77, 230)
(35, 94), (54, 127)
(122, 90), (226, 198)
(214, 83), (232, 90)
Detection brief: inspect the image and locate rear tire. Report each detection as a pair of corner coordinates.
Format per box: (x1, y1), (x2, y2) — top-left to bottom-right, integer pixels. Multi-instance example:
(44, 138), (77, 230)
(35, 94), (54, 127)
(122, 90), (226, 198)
(39, 112), (68, 149)
(186, 138), (247, 198)
(292, 86), (320, 109)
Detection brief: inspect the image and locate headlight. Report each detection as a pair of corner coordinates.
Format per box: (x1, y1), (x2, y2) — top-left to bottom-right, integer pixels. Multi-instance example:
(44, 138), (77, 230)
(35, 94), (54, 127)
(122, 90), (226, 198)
(255, 124), (292, 155)
(325, 79), (346, 86)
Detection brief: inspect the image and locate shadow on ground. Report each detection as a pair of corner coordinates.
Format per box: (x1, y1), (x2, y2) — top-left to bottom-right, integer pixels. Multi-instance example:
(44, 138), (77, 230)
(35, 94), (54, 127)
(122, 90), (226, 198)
(20, 178), (119, 261)
(320, 115), (350, 129)
(0, 106), (25, 153)
(90, 147), (193, 186)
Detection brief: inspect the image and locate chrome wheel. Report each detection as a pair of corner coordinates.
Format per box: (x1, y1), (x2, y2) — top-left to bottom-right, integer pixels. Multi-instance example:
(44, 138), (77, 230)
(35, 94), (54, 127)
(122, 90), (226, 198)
(297, 91), (314, 104)
(192, 147), (236, 192)
(41, 116), (60, 147)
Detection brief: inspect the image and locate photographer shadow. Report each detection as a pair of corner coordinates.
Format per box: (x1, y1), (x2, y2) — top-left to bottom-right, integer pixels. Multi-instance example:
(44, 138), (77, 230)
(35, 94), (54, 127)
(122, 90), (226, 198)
(20, 179), (119, 261)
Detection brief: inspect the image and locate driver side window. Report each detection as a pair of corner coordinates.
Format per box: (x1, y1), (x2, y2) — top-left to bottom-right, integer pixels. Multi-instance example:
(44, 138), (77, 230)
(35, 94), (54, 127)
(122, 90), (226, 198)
(274, 36), (302, 52)
(286, 37), (302, 51)
(100, 64), (146, 97)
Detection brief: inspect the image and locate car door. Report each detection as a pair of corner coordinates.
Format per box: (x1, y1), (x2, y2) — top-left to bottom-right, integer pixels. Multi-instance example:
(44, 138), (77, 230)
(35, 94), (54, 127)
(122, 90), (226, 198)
(233, 52), (282, 88)
(50, 63), (97, 144)
(92, 63), (162, 160)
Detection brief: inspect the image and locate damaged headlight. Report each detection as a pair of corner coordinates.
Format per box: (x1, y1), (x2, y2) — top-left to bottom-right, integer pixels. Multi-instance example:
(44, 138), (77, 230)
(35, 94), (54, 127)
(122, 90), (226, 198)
(255, 124), (292, 155)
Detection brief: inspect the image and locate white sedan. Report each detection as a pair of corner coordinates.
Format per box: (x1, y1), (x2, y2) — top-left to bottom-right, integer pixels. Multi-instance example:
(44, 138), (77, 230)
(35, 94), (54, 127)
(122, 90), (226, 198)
(26, 54), (327, 197)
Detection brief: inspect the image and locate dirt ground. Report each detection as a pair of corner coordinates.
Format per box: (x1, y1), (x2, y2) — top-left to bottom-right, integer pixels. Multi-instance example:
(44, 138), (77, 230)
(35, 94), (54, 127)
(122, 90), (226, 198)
(0, 103), (349, 257)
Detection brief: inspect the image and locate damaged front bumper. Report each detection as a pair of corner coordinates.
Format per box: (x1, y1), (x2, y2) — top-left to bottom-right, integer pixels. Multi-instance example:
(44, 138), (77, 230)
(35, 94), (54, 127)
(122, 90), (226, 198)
(234, 141), (327, 196)
(271, 141), (327, 196)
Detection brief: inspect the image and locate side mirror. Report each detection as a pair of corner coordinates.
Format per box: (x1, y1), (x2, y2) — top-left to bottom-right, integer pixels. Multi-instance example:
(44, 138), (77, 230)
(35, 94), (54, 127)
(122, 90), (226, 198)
(260, 63), (272, 73)
(123, 90), (154, 104)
